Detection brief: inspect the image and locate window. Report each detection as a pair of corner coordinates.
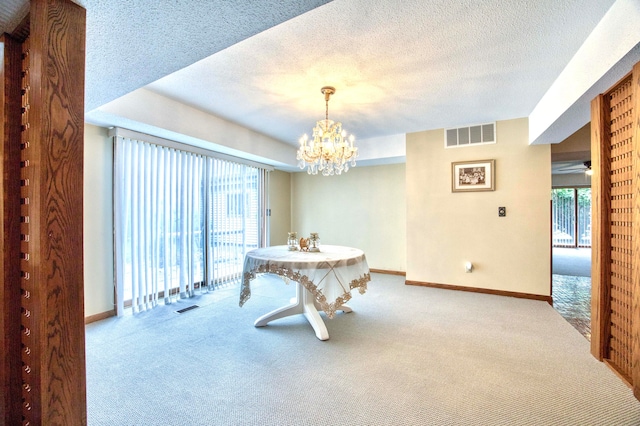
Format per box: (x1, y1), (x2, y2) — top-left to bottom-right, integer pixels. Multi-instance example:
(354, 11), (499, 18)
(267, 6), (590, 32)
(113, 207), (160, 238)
(552, 187), (591, 248)
(113, 136), (267, 314)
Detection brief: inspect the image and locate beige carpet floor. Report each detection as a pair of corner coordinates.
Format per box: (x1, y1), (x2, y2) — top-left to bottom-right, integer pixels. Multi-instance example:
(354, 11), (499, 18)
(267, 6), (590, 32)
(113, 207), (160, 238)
(85, 273), (640, 425)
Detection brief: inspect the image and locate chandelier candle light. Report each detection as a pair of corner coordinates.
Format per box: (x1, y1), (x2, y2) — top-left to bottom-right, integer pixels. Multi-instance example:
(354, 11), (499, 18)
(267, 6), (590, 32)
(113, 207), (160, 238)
(296, 86), (358, 176)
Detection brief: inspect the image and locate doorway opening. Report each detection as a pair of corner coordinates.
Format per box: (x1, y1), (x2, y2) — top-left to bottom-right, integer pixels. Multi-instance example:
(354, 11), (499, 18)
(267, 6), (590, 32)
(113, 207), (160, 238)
(551, 187), (591, 340)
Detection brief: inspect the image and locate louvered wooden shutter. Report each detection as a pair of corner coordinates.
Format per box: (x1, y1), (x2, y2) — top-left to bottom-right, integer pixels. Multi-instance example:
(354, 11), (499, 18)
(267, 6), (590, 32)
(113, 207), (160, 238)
(591, 62), (640, 401)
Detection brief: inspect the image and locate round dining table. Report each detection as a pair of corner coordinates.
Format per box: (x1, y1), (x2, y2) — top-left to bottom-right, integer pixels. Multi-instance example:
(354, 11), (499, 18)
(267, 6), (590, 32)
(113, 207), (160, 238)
(240, 245), (371, 340)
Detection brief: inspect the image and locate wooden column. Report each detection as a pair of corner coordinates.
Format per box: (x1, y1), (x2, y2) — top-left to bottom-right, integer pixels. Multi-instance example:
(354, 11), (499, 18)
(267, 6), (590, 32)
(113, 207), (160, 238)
(1, 33), (24, 426)
(590, 93), (612, 361)
(1, 0), (88, 424)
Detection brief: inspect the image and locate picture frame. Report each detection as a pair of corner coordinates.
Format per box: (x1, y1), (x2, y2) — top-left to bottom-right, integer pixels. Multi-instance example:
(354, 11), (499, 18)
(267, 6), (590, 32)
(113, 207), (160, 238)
(451, 159), (495, 192)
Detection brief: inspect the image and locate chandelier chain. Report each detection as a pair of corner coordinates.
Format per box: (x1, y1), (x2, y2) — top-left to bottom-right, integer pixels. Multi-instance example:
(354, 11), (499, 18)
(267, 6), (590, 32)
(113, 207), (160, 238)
(325, 98), (329, 122)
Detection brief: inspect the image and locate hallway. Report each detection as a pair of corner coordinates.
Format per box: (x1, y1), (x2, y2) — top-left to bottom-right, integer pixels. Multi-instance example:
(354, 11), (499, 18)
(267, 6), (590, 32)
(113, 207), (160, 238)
(552, 247), (591, 340)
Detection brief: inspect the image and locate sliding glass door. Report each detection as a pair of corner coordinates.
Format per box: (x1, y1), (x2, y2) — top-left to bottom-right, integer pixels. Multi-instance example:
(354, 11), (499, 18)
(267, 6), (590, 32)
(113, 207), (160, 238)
(113, 136), (267, 315)
(552, 187), (591, 248)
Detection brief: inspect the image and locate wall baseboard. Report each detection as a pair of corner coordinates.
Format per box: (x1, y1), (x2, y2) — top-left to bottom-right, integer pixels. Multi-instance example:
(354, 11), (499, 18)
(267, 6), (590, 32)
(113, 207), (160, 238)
(85, 309), (116, 324)
(370, 269), (406, 276)
(405, 280), (553, 304)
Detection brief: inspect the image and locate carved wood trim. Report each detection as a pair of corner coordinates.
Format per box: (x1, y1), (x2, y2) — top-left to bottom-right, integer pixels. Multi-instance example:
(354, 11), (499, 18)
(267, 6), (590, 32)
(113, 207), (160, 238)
(1, 33), (24, 426)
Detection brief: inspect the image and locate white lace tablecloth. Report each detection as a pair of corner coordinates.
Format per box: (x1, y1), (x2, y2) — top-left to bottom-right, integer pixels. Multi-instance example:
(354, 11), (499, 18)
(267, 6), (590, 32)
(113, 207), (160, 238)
(240, 245), (371, 318)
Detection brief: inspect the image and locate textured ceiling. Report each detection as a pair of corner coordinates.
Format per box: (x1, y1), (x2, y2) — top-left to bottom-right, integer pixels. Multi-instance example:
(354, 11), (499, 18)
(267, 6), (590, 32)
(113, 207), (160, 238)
(141, 0), (616, 145)
(81, 0), (332, 112)
(2, 0), (638, 170)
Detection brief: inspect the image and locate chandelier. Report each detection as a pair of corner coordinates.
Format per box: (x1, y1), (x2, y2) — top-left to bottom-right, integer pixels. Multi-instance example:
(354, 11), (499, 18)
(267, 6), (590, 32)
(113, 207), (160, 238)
(296, 86), (358, 176)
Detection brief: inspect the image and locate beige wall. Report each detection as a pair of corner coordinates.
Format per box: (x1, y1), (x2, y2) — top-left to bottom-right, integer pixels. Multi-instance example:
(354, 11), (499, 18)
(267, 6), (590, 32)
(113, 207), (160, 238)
(551, 123), (590, 162)
(291, 163), (406, 272)
(84, 124), (115, 317)
(82, 125), (294, 317)
(551, 122), (592, 187)
(406, 118), (551, 296)
(84, 117), (551, 316)
(98, 89), (298, 169)
(268, 170), (292, 246)
(552, 173), (591, 187)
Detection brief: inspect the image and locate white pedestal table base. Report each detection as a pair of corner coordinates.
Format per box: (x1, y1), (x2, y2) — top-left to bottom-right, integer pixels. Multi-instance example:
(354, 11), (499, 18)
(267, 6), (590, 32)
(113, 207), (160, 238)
(254, 282), (352, 341)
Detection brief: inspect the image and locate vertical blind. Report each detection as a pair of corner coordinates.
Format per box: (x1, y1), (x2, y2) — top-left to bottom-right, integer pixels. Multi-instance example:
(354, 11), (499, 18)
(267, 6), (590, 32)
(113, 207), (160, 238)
(113, 136), (267, 315)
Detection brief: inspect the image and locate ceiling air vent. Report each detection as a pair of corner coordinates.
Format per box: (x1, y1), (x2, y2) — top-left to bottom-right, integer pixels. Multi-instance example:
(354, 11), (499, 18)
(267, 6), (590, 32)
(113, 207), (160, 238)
(445, 122), (496, 148)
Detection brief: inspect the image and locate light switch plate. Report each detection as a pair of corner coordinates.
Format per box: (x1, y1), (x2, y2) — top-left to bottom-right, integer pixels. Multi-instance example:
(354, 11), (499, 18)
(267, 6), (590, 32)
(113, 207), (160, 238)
(498, 207), (506, 217)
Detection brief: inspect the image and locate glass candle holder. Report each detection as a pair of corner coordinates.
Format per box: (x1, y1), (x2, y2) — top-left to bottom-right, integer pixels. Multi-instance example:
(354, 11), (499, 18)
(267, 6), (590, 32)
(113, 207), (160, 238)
(287, 232), (298, 250)
(309, 232), (320, 252)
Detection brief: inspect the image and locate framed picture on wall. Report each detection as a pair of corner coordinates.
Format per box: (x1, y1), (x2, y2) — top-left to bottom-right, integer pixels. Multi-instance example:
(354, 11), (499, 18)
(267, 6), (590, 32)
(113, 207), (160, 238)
(451, 159), (495, 192)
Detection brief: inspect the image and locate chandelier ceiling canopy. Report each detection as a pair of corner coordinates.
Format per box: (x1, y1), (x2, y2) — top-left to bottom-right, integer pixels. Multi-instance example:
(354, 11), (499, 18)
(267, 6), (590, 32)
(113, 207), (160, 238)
(296, 86), (357, 176)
